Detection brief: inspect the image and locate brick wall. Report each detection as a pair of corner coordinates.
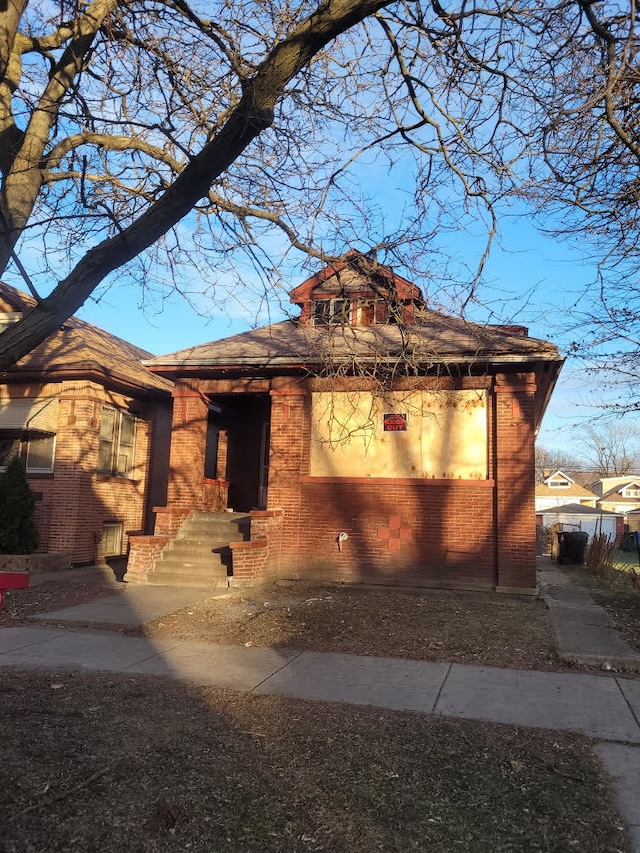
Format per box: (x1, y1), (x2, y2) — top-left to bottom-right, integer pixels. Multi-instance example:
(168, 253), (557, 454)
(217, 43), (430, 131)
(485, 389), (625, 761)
(291, 479), (496, 587)
(11, 381), (163, 565)
(261, 375), (538, 592)
(127, 535), (169, 581)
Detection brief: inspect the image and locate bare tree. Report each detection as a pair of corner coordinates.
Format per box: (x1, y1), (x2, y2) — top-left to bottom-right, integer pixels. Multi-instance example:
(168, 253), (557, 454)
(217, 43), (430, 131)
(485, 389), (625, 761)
(1, 0), (639, 371)
(578, 422), (640, 478)
(515, 0), (640, 407)
(534, 445), (583, 485)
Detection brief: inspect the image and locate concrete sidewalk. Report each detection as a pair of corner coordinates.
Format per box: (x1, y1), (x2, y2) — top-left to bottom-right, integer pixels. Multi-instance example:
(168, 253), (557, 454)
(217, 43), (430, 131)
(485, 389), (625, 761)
(30, 583), (233, 627)
(2, 624), (640, 742)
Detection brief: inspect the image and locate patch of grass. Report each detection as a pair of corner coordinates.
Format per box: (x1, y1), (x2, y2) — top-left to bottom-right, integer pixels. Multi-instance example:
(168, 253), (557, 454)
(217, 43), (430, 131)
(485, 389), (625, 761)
(0, 670), (629, 852)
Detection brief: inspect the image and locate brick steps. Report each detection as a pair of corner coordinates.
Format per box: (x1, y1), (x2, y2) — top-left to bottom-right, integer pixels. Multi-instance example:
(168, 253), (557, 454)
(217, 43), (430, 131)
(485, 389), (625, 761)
(144, 512), (250, 588)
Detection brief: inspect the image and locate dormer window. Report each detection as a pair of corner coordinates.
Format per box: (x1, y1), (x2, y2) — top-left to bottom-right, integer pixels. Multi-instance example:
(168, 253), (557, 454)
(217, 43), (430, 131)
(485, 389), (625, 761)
(623, 486), (640, 498)
(313, 298), (352, 326)
(544, 471), (574, 489)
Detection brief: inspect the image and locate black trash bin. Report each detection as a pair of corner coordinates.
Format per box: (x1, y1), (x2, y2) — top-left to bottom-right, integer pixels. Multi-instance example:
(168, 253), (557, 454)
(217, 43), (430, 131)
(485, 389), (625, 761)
(557, 531), (589, 565)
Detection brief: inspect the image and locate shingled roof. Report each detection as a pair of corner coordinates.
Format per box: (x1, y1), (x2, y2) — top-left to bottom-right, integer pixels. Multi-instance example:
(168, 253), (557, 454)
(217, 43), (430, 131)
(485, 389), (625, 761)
(144, 309), (560, 369)
(0, 283), (172, 397)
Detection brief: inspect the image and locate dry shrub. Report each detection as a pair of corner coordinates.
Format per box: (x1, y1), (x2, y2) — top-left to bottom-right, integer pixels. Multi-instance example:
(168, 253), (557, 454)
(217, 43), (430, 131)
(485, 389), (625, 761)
(585, 533), (618, 577)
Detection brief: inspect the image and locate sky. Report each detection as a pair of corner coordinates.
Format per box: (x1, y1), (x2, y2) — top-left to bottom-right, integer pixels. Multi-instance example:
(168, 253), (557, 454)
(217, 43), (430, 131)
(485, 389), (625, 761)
(67, 212), (619, 457)
(5, 184), (630, 459)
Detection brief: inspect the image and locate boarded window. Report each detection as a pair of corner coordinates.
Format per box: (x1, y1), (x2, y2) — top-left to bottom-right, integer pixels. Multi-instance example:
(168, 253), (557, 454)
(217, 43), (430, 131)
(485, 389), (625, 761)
(310, 390), (487, 480)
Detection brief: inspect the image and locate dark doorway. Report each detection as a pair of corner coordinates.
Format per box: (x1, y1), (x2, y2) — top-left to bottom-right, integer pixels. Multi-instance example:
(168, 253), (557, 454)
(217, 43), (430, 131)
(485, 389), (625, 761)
(208, 394), (270, 512)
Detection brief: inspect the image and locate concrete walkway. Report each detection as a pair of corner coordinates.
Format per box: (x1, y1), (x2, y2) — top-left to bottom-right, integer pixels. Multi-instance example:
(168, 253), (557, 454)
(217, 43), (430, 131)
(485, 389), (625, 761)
(539, 557), (640, 669)
(4, 561), (640, 849)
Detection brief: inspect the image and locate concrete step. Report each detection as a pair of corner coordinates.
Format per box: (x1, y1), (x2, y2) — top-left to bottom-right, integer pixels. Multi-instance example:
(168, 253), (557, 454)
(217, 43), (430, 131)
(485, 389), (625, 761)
(145, 572), (228, 589)
(189, 511), (249, 522)
(169, 537), (239, 550)
(145, 511), (249, 587)
(177, 522), (249, 540)
(148, 560), (229, 578)
(156, 555), (229, 573)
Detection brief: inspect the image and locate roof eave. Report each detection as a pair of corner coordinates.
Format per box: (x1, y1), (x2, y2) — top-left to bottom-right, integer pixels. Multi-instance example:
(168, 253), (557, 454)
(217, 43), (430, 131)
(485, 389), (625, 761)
(146, 352), (563, 370)
(2, 364), (173, 398)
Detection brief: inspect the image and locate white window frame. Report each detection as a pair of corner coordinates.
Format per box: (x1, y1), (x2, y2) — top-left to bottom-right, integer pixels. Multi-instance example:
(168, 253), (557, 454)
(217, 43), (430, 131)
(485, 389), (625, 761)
(312, 298), (352, 326)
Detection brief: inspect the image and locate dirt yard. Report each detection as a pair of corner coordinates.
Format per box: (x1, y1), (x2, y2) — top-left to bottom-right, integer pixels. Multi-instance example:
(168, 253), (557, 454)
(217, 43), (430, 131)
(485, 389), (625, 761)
(133, 582), (562, 671)
(1, 576), (562, 670)
(0, 669), (629, 853)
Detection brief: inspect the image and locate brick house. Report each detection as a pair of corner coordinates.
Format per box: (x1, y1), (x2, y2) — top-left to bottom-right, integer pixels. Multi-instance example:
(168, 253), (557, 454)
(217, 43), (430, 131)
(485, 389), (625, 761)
(128, 255), (564, 593)
(0, 283), (173, 565)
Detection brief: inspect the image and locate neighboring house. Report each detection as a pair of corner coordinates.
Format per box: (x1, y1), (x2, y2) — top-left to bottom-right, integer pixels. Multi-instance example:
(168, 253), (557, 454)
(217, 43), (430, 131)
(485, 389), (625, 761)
(535, 470), (598, 512)
(0, 283), (173, 564)
(128, 253), (564, 593)
(536, 503), (623, 544)
(591, 477), (640, 517)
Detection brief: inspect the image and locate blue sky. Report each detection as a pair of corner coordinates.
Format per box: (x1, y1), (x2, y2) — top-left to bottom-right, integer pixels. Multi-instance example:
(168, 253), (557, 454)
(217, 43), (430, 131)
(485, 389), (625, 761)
(68, 212), (617, 456)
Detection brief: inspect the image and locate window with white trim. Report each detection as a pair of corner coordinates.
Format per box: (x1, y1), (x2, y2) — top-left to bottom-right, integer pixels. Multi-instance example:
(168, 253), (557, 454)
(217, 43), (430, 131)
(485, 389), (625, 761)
(623, 487), (640, 498)
(98, 408), (136, 477)
(312, 298), (352, 325)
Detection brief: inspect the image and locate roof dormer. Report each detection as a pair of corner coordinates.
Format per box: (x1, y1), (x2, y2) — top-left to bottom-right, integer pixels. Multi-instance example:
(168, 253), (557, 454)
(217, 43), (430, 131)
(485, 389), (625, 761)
(544, 470), (574, 488)
(291, 251), (425, 327)
(621, 481), (640, 498)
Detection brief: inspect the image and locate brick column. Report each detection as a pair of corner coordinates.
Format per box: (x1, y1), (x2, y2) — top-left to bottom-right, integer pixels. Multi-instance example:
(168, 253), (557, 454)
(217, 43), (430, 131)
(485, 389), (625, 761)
(166, 384), (209, 511)
(494, 375), (537, 592)
(48, 396), (99, 562)
(266, 385), (309, 574)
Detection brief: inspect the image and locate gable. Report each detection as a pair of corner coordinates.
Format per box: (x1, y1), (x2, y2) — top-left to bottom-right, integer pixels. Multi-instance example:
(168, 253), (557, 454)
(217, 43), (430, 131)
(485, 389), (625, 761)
(545, 470), (574, 488)
(620, 481), (640, 497)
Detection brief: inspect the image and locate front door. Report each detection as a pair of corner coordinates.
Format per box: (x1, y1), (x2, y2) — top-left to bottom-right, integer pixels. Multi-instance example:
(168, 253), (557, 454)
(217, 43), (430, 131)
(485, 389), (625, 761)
(213, 394), (271, 512)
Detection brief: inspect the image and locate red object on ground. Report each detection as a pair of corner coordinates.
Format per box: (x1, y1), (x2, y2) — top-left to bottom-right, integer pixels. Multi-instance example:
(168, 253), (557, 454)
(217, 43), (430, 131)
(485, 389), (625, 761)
(0, 572), (29, 612)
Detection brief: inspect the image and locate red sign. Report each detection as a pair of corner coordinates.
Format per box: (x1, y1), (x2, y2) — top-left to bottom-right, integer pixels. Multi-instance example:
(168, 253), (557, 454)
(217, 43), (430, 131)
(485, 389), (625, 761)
(383, 413), (408, 432)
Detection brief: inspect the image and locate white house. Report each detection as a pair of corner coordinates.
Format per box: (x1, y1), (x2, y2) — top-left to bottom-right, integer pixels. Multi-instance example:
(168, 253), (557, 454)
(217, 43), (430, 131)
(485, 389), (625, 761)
(535, 470), (598, 512)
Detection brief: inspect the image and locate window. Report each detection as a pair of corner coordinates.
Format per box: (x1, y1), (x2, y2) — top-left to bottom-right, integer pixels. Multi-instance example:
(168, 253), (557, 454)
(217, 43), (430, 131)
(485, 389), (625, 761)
(0, 432), (55, 473)
(312, 298), (352, 325)
(25, 434), (55, 472)
(356, 298), (392, 325)
(550, 479), (571, 488)
(98, 408), (136, 477)
(101, 523), (123, 557)
(623, 487), (640, 498)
